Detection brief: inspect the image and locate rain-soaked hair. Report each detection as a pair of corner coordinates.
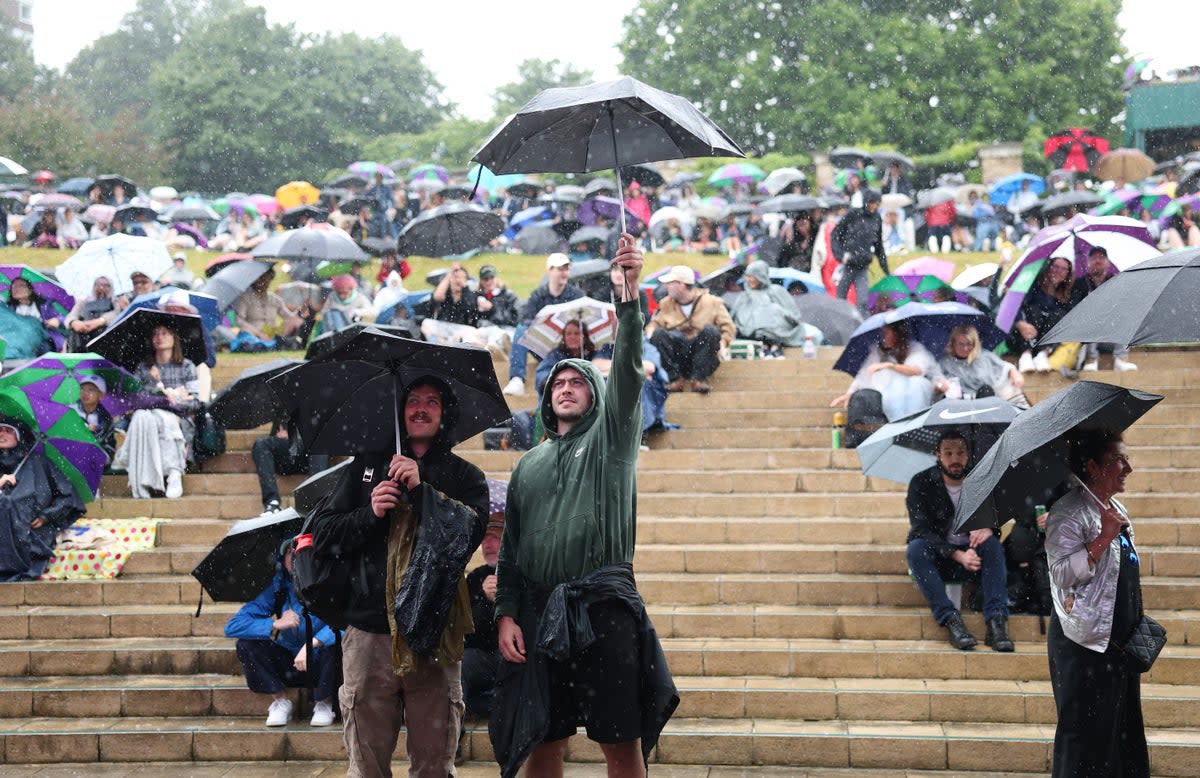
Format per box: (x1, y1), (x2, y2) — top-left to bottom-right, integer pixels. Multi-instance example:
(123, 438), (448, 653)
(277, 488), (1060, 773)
(1068, 429), (1123, 480)
(1038, 257), (1076, 303)
(401, 374), (458, 443)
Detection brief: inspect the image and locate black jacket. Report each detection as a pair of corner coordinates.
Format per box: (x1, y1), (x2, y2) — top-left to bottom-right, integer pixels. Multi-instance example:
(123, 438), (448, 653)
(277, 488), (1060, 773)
(906, 466), (996, 559)
(479, 286), (521, 328)
(309, 443), (488, 633)
(432, 289), (481, 327)
(465, 563), (498, 651)
(831, 206), (888, 273)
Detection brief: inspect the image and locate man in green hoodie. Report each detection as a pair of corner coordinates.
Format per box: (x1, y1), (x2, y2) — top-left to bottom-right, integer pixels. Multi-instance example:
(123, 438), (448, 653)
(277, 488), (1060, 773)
(490, 235), (678, 778)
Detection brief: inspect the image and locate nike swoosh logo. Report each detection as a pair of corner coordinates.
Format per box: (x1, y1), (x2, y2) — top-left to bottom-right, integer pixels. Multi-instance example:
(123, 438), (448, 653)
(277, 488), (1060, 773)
(938, 408), (995, 420)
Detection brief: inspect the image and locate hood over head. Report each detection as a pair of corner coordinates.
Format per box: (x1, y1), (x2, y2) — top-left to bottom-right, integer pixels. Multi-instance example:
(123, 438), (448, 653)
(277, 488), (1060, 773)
(0, 414), (35, 472)
(744, 260), (771, 287)
(400, 373), (460, 454)
(538, 357), (604, 441)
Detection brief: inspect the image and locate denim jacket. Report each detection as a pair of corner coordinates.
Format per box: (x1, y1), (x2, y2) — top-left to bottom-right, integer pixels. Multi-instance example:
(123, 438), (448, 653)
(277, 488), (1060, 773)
(1045, 481), (1130, 653)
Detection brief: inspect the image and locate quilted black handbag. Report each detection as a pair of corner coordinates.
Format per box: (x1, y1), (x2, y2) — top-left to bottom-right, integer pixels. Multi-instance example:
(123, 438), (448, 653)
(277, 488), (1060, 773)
(1122, 615), (1167, 673)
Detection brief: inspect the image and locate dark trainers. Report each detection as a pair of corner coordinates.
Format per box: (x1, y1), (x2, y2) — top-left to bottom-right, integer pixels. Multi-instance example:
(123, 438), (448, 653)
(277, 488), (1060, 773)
(943, 612), (978, 650)
(985, 616), (1015, 652)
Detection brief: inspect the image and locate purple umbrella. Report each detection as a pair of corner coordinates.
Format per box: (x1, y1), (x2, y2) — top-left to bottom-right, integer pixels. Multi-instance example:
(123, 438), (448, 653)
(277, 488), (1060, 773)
(170, 222), (209, 249)
(999, 214), (1160, 291)
(0, 265), (76, 318)
(0, 353), (170, 418)
(577, 196), (644, 232)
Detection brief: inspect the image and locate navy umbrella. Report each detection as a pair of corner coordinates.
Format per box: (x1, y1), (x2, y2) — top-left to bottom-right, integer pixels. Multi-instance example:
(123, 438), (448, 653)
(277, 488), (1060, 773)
(397, 202), (505, 258)
(953, 381), (1162, 532)
(833, 302), (1006, 376)
(56, 177), (94, 197)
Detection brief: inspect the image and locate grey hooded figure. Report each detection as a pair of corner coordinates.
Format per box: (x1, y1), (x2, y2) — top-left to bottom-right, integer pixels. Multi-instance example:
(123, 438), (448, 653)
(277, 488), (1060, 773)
(730, 260), (810, 347)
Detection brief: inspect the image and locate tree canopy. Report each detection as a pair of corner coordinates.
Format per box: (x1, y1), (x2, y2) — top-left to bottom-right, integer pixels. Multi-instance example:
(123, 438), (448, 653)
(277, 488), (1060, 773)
(492, 58), (594, 117)
(619, 0), (1127, 156)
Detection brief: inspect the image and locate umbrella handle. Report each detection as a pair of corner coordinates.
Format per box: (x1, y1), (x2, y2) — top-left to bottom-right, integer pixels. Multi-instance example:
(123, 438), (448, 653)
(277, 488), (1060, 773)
(469, 166), (482, 205)
(393, 373), (403, 453)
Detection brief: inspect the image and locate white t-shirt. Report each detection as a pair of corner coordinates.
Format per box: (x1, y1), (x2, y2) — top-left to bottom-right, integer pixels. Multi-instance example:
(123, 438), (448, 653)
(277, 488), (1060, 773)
(679, 302), (695, 319)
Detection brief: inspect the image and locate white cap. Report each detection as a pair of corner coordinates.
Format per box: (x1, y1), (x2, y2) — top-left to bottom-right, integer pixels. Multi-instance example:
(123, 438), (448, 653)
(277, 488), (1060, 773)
(659, 265), (697, 285)
(546, 253), (570, 269)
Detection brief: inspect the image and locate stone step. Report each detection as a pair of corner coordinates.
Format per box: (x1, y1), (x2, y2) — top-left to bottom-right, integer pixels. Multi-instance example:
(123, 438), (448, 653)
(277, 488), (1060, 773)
(1, 714), (1197, 773)
(99, 473), (307, 498)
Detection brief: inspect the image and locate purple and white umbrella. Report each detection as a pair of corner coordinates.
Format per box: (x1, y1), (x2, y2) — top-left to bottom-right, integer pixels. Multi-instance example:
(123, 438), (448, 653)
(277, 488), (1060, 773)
(999, 214), (1160, 291)
(577, 196), (644, 233)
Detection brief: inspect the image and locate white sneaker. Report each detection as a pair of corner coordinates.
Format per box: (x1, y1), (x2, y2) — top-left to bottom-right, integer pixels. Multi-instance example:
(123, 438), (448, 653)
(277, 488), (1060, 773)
(1033, 352), (1051, 372)
(502, 377), (525, 396)
(310, 699), (335, 727)
(1018, 351), (1035, 373)
(1114, 357), (1139, 372)
(265, 698), (293, 727)
(1081, 360), (1099, 372)
(165, 470), (183, 499)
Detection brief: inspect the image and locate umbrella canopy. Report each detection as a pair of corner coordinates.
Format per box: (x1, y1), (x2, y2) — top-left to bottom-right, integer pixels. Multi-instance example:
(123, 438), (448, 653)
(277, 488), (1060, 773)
(514, 224), (562, 254)
(148, 185), (177, 202)
(891, 256), (957, 282)
(0, 156), (28, 176)
(204, 252), (254, 278)
(338, 197), (374, 216)
(1039, 248), (1200, 347)
(872, 151), (915, 171)
(57, 177), (94, 197)
(487, 477), (508, 516)
(472, 76), (744, 176)
(834, 302), (1006, 376)
(915, 188), (956, 209)
(867, 274), (959, 309)
(792, 294), (862, 346)
(397, 202), (505, 258)
(988, 173), (1045, 207)
(34, 193), (83, 211)
(829, 147), (871, 168)
(505, 182), (543, 200)
(117, 288), (222, 333)
(276, 281), (323, 313)
(280, 204), (330, 230)
(766, 267), (824, 293)
(1044, 128), (1110, 173)
(763, 167), (807, 196)
(274, 181), (321, 209)
(994, 259), (1047, 334)
(409, 164), (450, 184)
(954, 184), (989, 206)
(951, 262), (1000, 290)
(953, 382), (1162, 532)
(857, 397), (1020, 485)
(0, 265), (75, 320)
(999, 214), (1159, 295)
(191, 509), (304, 603)
(465, 164), (524, 195)
(0, 385), (106, 503)
(0, 353), (147, 418)
(113, 204), (159, 224)
(88, 309), (208, 372)
(55, 234), (173, 299)
(1039, 190), (1104, 217)
(163, 203), (219, 222)
(199, 259), (274, 312)
(1094, 149), (1155, 184)
(84, 203), (116, 224)
(209, 357), (304, 429)
(583, 178), (618, 197)
(758, 194), (822, 214)
(349, 161), (396, 181)
(268, 326), (510, 455)
(707, 162), (767, 188)
(251, 225), (369, 264)
(94, 174), (137, 199)
(1091, 187), (1143, 217)
(620, 164), (665, 188)
(327, 173), (367, 190)
(881, 193), (912, 210)
(568, 225), (612, 246)
(577, 196), (644, 232)
(294, 460), (354, 517)
(518, 296), (618, 359)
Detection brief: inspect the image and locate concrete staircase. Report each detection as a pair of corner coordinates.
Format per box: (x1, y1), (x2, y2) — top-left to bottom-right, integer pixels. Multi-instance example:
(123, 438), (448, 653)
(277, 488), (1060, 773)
(1, 349), (1199, 775)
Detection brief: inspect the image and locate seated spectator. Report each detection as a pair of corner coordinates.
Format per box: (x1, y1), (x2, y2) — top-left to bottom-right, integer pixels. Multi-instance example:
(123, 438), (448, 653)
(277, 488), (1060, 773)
(779, 212), (817, 271)
(830, 321), (938, 423)
(730, 260), (810, 359)
(57, 208), (88, 249)
(1078, 247), (1137, 372)
(924, 197), (956, 254)
(231, 267), (303, 351)
(645, 264), (736, 394)
(717, 213), (746, 255)
(25, 210), (59, 248)
(224, 538), (341, 728)
(211, 209), (266, 252)
(881, 208), (914, 255)
(251, 412), (328, 514)
(429, 263), (479, 327)
(0, 417), (86, 581)
(905, 430), (1012, 651)
(534, 319), (597, 396)
(1007, 257), (1086, 373)
(71, 377), (116, 465)
(6, 276), (64, 352)
(476, 264), (520, 329)
(935, 324), (1029, 408)
(113, 323), (200, 498)
(972, 193), (1000, 251)
(1163, 205), (1200, 250)
(88, 218), (111, 241)
(65, 276), (125, 353)
(372, 270), (410, 322)
(159, 253), (196, 289)
(690, 218), (719, 253)
(502, 253), (583, 396)
(319, 274), (374, 334)
(462, 511), (504, 720)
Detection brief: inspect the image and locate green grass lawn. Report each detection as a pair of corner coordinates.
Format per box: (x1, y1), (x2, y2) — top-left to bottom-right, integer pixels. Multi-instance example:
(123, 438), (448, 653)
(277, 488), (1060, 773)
(0, 244), (1004, 299)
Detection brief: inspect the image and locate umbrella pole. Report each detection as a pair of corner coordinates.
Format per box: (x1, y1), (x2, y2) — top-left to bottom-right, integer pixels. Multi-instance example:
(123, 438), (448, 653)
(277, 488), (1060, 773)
(469, 166), (483, 204)
(607, 104), (635, 303)
(393, 373), (403, 453)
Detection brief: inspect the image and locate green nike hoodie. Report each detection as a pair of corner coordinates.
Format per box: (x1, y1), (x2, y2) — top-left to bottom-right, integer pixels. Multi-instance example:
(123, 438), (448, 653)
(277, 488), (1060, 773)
(494, 300), (644, 619)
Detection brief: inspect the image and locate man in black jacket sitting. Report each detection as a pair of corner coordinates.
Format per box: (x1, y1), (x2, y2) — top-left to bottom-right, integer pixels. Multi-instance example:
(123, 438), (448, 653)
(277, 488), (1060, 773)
(905, 430), (1013, 652)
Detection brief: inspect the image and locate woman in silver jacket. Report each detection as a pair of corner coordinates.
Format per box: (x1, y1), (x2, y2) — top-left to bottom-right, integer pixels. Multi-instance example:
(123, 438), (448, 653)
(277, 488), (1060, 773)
(1044, 429), (1148, 778)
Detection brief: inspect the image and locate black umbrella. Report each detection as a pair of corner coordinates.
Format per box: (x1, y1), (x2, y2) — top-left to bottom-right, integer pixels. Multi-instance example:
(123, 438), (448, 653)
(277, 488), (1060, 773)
(338, 197), (374, 215)
(319, 187), (350, 202)
(294, 460), (354, 517)
(191, 509), (303, 603)
(505, 182), (542, 200)
(397, 202), (505, 258)
(268, 326), (510, 455)
(87, 309), (208, 372)
(252, 227), (369, 264)
(440, 184), (473, 201)
(163, 203), (219, 222)
(829, 147), (871, 168)
(114, 204), (158, 224)
(56, 177), (94, 197)
(701, 263), (745, 294)
(515, 224), (562, 254)
(1040, 190), (1103, 216)
(327, 173), (367, 189)
(568, 225), (612, 246)
(280, 204), (329, 229)
(1040, 249), (1200, 347)
(953, 381), (1163, 532)
(792, 294), (862, 346)
(547, 184), (585, 203)
(759, 194), (823, 214)
(872, 151), (915, 171)
(199, 259), (274, 312)
(583, 178), (618, 197)
(551, 219), (583, 239)
(209, 358), (303, 429)
(358, 236), (399, 256)
(304, 322), (420, 360)
(94, 174), (137, 199)
(620, 163), (665, 188)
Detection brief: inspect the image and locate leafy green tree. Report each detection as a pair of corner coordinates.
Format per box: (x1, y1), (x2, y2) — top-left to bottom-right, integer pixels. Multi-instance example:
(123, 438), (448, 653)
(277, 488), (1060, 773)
(619, 0), (1126, 155)
(0, 25), (40, 98)
(0, 93), (92, 174)
(492, 58), (594, 117)
(361, 117), (497, 175)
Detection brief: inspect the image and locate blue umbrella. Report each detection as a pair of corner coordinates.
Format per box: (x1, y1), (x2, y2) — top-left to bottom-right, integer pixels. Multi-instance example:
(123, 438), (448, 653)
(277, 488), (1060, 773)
(988, 173), (1045, 207)
(766, 267), (825, 294)
(505, 205), (553, 239)
(833, 302), (1007, 376)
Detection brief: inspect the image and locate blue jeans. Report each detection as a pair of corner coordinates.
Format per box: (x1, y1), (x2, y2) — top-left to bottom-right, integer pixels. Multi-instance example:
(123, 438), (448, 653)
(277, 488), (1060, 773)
(508, 323), (536, 381)
(973, 221), (1000, 251)
(906, 535), (1008, 623)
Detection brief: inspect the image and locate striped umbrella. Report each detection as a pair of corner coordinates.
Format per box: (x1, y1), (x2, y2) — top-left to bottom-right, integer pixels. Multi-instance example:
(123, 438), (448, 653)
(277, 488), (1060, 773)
(0, 353), (152, 417)
(408, 164), (449, 185)
(349, 161), (397, 181)
(867, 274), (962, 309)
(0, 265), (75, 320)
(707, 162), (767, 188)
(517, 296), (618, 359)
(0, 385), (107, 503)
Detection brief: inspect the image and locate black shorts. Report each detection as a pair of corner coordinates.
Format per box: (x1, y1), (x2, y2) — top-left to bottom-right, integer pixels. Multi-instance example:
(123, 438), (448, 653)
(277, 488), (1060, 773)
(543, 597), (642, 744)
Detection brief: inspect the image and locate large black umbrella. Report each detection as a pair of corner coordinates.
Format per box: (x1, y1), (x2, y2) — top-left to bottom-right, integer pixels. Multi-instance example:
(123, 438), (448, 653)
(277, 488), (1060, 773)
(94, 174), (137, 199)
(209, 358), (303, 429)
(338, 197), (374, 215)
(163, 203), (219, 222)
(397, 202), (505, 258)
(758, 194), (822, 214)
(515, 224), (562, 254)
(191, 509), (303, 603)
(583, 178), (618, 197)
(198, 259), (274, 312)
(829, 147), (871, 168)
(953, 381), (1162, 532)
(792, 293), (862, 346)
(856, 397), (1019, 485)
(327, 173), (367, 189)
(269, 326), (510, 455)
(1040, 249), (1200, 348)
(252, 226), (369, 264)
(114, 204), (158, 224)
(303, 322), (419, 360)
(280, 204), (329, 230)
(872, 151), (915, 171)
(87, 309), (207, 372)
(294, 459), (354, 517)
(620, 164), (665, 188)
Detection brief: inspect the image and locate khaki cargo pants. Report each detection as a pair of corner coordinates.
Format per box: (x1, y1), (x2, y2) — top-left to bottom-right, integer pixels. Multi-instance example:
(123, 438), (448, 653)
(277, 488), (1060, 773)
(340, 626), (464, 778)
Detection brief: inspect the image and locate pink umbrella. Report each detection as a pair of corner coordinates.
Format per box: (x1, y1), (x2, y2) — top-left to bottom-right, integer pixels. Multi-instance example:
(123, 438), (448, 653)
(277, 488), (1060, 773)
(891, 256), (956, 282)
(248, 194), (281, 216)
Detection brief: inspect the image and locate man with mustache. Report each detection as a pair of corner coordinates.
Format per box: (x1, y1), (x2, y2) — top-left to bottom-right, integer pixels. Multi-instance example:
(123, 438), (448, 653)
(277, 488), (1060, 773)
(311, 375), (489, 777)
(904, 430), (1013, 652)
